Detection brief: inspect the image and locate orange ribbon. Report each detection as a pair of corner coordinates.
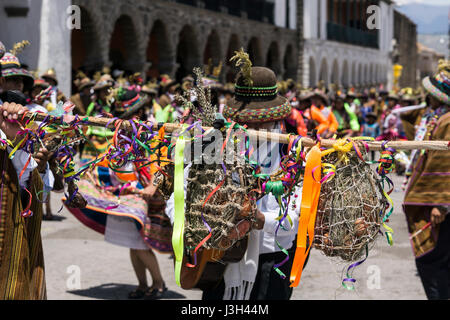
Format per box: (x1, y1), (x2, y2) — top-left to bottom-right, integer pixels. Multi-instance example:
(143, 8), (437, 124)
(290, 145), (322, 288)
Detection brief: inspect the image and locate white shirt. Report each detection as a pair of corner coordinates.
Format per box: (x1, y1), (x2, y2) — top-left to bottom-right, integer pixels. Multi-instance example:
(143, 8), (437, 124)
(0, 129), (54, 195)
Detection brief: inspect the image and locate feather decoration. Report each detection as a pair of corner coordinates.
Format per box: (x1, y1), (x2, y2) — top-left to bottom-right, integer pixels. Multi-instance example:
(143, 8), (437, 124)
(230, 48), (253, 87)
(10, 40), (30, 56)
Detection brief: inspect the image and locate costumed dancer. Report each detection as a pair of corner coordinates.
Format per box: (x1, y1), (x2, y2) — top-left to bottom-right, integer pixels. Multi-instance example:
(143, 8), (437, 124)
(311, 89), (338, 138)
(218, 52), (302, 300)
(332, 92), (360, 137)
(0, 43), (54, 298)
(285, 90), (308, 136)
(164, 50), (302, 300)
(377, 92), (405, 141)
(70, 75), (95, 116)
(299, 89), (329, 136)
(403, 60), (450, 300)
(81, 75), (115, 164)
(40, 68), (67, 108)
(65, 89), (173, 300)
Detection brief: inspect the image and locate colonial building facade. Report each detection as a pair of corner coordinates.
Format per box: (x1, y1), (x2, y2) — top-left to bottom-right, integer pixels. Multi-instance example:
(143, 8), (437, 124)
(302, 0), (395, 90)
(72, 0), (299, 83)
(1, 0), (299, 95)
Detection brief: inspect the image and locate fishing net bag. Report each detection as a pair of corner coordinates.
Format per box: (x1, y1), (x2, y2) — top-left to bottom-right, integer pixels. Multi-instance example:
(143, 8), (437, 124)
(314, 144), (388, 261)
(184, 130), (259, 251)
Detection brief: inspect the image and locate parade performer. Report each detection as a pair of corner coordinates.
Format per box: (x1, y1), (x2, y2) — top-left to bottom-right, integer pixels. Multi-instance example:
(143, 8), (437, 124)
(82, 75), (115, 163)
(221, 51), (301, 300)
(0, 48), (34, 94)
(0, 48), (54, 298)
(162, 49), (301, 300)
(332, 93), (360, 137)
(298, 90), (329, 136)
(65, 89), (172, 300)
(286, 91), (307, 136)
(403, 60), (450, 300)
(40, 68), (66, 108)
(311, 90), (338, 138)
(70, 75), (95, 116)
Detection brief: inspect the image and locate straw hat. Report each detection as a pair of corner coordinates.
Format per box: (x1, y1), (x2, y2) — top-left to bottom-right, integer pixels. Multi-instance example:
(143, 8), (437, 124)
(41, 68), (58, 85)
(422, 59), (450, 105)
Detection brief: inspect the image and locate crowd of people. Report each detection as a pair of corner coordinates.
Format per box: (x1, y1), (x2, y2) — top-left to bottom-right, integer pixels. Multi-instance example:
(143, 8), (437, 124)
(0, 39), (448, 301)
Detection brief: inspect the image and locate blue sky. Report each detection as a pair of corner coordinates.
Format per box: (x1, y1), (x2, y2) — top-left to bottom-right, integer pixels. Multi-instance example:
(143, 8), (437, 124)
(395, 0), (449, 5)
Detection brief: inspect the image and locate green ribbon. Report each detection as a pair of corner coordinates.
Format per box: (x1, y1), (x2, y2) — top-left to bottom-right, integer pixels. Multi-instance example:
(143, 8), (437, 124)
(172, 133), (186, 287)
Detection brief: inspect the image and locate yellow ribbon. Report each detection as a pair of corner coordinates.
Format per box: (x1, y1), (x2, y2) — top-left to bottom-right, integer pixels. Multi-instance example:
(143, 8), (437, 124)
(172, 133), (186, 287)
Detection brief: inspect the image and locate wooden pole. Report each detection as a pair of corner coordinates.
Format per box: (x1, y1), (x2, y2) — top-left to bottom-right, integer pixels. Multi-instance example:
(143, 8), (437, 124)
(24, 112), (450, 151)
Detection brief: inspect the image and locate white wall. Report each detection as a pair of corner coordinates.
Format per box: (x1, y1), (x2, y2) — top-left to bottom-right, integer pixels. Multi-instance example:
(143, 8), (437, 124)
(274, 0), (297, 30)
(0, 0), (43, 70)
(0, 0), (72, 96)
(37, 0), (72, 96)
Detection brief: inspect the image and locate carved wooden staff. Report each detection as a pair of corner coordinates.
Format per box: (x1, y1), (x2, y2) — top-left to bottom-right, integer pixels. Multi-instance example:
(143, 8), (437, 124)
(24, 112), (450, 151)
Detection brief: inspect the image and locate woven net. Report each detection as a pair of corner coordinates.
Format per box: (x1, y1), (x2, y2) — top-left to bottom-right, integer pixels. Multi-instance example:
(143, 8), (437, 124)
(184, 137), (259, 250)
(314, 145), (388, 262)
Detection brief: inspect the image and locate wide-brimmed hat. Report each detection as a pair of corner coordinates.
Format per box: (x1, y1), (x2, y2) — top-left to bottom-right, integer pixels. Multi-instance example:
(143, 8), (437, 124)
(93, 74), (114, 91)
(298, 90), (314, 101)
(422, 60), (450, 105)
(159, 74), (179, 93)
(141, 82), (159, 96)
(387, 91), (400, 101)
(181, 75), (194, 91)
(113, 87), (148, 119)
(41, 68), (58, 85)
(223, 49), (290, 124)
(33, 78), (50, 90)
(0, 52), (34, 89)
(0, 41), (5, 60)
(202, 75), (224, 91)
(77, 77), (95, 91)
(310, 89), (329, 105)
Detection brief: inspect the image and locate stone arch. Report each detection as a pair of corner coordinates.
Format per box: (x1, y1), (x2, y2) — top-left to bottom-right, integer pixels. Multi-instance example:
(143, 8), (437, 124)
(283, 44), (296, 80)
(203, 29), (222, 67)
(341, 60), (349, 88)
(308, 56), (316, 88)
(146, 19), (173, 79)
(318, 58), (329, 86)
(331, 59), (339, 86)
(71, 6), (103, 79)
(175, 25), (201, 82)
(247, 37), (263, 66)
(109, 15), (142, 72)
(266, 41), (281, 76)
(225, 33), (241, 83)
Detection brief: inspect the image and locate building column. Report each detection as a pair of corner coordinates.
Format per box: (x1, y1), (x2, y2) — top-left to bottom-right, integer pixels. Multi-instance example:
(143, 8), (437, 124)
(297, 0), (304, 83)
(38, 0), (72, 96)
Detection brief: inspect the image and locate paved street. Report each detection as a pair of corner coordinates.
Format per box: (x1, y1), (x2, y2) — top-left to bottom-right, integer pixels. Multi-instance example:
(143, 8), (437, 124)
(42, 173), (426, 300)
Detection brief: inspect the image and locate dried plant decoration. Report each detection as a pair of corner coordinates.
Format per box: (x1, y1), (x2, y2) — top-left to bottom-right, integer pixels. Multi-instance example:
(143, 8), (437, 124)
(10, 40), (30, 56)
(176, 67), (217, 127)
(230, 48), (253, 87)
